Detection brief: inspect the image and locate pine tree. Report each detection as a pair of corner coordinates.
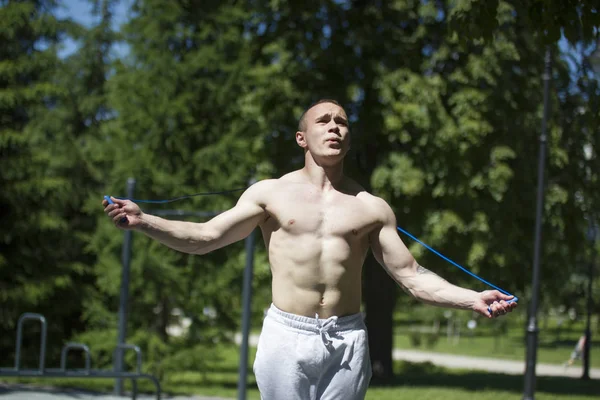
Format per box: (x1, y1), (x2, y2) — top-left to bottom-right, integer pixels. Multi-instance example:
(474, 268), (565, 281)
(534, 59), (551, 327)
(83, 0), (276, 374)
(0, 0), (81, 364)
(0, 0), (121, 365)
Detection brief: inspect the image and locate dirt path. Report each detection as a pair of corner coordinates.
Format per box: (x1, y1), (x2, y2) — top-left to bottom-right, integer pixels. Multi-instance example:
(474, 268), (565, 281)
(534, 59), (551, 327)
(392, 348), (600, 378)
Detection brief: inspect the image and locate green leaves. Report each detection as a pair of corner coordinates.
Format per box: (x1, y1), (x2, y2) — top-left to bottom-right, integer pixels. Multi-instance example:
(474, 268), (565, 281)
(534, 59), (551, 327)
(447, 0), (501, 43)
(373, 154), (425, 198)
(2, 0), (598, 377)
(447, 1), (600, 46)
(0, 0), (117, 365)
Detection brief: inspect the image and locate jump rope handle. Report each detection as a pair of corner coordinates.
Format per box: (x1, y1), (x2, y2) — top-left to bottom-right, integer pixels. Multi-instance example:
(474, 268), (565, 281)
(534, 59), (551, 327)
(487, 296), (519, 316)
(104, 195), (128, 223)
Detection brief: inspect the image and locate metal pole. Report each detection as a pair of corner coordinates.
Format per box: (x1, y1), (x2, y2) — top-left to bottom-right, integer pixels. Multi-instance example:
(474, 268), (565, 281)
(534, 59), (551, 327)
(115, 177), (136, 395)
(523, 47), (551, 400)
(237, 229), (256, 400)
(582, 222), (597, 380)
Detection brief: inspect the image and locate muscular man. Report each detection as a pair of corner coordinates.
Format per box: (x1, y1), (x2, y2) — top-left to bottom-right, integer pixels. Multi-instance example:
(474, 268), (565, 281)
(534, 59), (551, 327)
(103, 99), (517, 400)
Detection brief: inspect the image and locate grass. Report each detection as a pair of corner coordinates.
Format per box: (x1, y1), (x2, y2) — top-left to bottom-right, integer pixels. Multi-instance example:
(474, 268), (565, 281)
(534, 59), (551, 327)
(394, 332), (600, 368)
(366, 361), (600, 400)
(2, 344), (599, 400)
(2, 309), (598, 398)
(392, 306), (600, 368)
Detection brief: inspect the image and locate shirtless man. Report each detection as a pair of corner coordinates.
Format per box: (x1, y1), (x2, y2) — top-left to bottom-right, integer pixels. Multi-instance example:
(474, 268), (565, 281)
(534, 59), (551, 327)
(102, 99), (517, 399)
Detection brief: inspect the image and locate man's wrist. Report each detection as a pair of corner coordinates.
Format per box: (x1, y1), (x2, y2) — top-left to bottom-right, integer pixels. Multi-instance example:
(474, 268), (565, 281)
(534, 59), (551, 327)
(135, 212), (151, 232)
(468, 291), (482, 311)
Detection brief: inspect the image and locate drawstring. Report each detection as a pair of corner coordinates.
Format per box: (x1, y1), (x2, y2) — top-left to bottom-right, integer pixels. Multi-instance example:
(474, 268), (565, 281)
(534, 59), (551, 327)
(315, 313), (355, 366)
(315, 314), (338, 347)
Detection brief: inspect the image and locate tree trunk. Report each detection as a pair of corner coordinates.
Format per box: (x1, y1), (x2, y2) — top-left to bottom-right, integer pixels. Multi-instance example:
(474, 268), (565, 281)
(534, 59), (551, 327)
(160, 297), (169, 342)
(363, 254), (397, 383)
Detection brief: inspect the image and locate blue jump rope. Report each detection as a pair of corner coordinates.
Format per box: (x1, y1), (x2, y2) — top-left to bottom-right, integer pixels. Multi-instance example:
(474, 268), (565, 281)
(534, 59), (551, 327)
(104, 191), (518, 315)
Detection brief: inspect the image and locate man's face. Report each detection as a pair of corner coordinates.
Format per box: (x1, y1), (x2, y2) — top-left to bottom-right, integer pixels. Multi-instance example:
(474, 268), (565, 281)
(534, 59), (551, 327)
(296, 102), (350, 164)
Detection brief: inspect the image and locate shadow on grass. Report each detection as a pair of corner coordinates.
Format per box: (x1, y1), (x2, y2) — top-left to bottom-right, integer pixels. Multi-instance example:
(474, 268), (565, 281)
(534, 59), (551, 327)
(162, 378), (259, 394)
(166, 361), (598, 397)
(5, 360), (598, 398)
(0, 383), (118, 398)
(368, 361), (599, 396)
(538, 339), (598, 350)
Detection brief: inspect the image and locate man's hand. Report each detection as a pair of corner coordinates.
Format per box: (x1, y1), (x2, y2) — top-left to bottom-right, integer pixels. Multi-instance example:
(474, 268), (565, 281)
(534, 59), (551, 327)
(102, 196), (143, 229)
(475, 290), (518, 319)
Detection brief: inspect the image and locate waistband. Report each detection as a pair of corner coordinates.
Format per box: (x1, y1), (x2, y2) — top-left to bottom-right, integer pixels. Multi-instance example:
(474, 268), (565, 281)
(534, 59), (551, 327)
(267, 303), (365, 334)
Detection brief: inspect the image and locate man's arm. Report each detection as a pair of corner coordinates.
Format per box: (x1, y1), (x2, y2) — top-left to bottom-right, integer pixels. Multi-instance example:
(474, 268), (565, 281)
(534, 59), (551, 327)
(103, 181), (270, 255)
(368, 197), (516, 318)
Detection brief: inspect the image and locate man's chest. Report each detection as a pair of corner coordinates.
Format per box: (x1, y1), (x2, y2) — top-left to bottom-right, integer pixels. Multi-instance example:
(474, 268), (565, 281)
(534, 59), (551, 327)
(263, 188), (379, 238)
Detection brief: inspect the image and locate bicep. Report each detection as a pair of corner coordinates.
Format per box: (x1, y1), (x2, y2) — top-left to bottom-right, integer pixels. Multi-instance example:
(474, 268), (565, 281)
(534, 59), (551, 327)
(202, 185), (266, 248)
(369, 207), (417, 278)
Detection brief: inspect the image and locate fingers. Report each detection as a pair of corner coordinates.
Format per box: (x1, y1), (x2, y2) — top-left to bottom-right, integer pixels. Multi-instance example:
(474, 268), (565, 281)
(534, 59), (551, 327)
(102, 196), (125, 207)
(488, 299), (517, 318)
(101, 196), (131, 227)
(499, 293), (515, 302)
(110, 196), (126, 206)
(487, 290), (514, 302)
(107, 206), (122, 218)
(104, 198), (129, 213)
(113, 212), (127, 224)
(104, 202), (126, 220)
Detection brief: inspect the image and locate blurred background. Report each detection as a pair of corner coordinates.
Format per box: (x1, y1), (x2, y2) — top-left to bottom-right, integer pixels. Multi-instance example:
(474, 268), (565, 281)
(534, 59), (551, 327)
(1, 1), (600, 399)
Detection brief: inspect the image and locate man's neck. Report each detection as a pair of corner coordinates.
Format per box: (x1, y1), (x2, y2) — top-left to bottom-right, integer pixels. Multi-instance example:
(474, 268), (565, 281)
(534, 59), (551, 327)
(302, 155), (344, 190)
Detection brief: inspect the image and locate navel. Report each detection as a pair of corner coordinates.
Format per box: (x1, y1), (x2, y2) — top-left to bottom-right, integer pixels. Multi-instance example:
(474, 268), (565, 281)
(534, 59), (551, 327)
(319, 297), (325, 306)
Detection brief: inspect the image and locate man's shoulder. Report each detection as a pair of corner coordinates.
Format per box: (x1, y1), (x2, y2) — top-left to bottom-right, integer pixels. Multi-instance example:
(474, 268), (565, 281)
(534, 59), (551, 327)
(241, 175), (297, 203)
(338, 177), (390, 210)
(354, 189), (394, 222)
(244, 178), (279, 196)
(348, 181), (384, 206)
(250, 173), (299, 190)
(278, 170), (305, 183)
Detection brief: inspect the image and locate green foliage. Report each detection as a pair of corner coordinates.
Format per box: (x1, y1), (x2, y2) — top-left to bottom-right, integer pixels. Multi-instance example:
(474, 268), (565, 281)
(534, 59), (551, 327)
(2, 0), (598, 382)
(0, 0), (92, 364)
(447, 1), (600, 45)
(81, 0), (276, 373)
(372, 1), (599, 306)
(72, 327), (222, 380)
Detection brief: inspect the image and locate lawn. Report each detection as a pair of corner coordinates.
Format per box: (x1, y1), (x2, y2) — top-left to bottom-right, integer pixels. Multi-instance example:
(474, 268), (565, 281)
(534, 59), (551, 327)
(392, 305), (600, 368)
(2, 344), (598, 400)
(2, 307), (598, 399)
(393, 332), (600, 368)
(365, 361), (600, 400)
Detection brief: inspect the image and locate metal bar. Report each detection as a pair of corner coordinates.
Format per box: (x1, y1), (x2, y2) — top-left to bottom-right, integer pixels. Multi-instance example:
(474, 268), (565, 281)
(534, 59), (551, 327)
(237, 229), (256, 400)
(116, 177), (136, 395)
(132, 378), (138, 400)
(60, 343), (91, 373)
(114, 344), (143, 374)
(15, 313), (47, 372)
(0, 369), (152, 378)
(523, 46), (552, 400)
(582, 221), (597, 380)
(3, 312), (161, 400)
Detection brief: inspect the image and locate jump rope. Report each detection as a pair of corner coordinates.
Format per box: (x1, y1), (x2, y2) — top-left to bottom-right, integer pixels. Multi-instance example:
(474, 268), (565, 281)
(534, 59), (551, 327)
(104, 189), (518, 316)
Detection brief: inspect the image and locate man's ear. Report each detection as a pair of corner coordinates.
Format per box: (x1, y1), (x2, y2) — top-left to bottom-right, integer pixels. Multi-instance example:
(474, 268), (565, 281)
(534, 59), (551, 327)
(296, 131), (307, 148)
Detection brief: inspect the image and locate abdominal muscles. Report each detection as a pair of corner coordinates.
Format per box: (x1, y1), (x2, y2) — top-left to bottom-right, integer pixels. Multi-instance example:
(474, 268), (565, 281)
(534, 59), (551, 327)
(268, 230), (367, 317)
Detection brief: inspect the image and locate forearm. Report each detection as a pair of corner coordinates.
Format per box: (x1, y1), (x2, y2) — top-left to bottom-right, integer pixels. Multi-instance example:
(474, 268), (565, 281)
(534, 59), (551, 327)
(136, 213), (215, 254)
(397, 265), (479, 310)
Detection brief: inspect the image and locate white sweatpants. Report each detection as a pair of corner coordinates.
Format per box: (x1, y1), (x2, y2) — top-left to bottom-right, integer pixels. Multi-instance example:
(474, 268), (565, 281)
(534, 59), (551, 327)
(253, 304), (372, 400)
